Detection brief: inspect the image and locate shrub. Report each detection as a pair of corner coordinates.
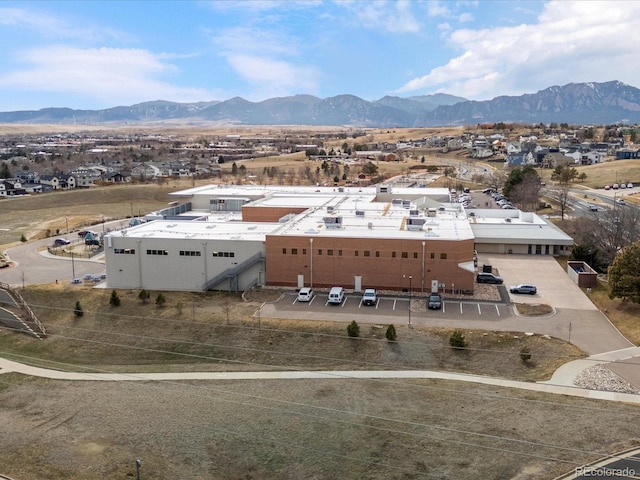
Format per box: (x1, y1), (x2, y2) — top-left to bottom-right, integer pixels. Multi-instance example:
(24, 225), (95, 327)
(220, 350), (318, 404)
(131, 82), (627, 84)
(156, 293), (166, 307)
(385, 324), (397, 342)
(520, 347), (532, 363)
(73, 301), (83, 317)
(109, 290), (121, 307)
(138, 289), (150, 304)
(347, 320), (360, 337)
(20, 234), (27, 243)
(449, 330), (467, 350)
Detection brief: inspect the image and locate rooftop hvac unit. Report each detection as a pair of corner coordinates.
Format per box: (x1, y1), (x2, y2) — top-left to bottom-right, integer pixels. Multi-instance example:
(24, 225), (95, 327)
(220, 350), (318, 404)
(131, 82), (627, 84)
(323, 216), (343, 229)
(368, 222), (373, 229)
(355, 210), (365, 217)
(402, 200), (411, 208)
(391, 199), (402, 205)
(505, 218), (512, 223)
(406, 217), (426, 231)
(427, 208), (437, 217)
(409, 209), (419, 216)
(327, 206), (334, 213)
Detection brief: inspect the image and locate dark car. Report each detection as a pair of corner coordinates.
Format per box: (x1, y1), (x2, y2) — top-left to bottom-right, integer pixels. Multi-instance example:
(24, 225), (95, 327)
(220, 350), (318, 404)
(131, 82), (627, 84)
(54, 238), (71, 246)
(476, 272), (503, 284)
(428, 293), (442, 309)
(510, 284), (537, 295)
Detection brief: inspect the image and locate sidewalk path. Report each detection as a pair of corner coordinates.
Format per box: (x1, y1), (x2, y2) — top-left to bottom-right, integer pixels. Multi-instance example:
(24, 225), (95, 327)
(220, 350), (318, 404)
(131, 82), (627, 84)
(1, 356), (639, 405)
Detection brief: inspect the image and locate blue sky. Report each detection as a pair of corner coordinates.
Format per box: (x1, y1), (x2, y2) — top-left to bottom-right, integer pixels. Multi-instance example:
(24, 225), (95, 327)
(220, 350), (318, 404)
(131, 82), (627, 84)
(1, 1), (639, 111)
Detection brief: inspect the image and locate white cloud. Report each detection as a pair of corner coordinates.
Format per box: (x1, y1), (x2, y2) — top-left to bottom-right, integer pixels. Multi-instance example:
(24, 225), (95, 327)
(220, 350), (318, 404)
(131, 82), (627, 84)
(341, 0), (421, 33)
(427, 0), (452, 17)
(0, 46), (213, 105)
(211, 27), (320, 100)
(395, 1), (640, 99)
(458, 12), (474, 22)
(0, 6), (131, 42)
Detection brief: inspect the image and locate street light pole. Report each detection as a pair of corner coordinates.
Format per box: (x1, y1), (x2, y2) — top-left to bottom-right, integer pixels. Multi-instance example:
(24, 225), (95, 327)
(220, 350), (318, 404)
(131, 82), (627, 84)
(407, 275), (413, 328)
(136, 459), (142, 480)
(71, 251), (75, 280)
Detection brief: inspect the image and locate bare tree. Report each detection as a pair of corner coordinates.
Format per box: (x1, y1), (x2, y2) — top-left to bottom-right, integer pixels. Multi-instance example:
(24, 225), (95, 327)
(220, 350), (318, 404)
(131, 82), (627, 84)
(547, 183), (572, 220)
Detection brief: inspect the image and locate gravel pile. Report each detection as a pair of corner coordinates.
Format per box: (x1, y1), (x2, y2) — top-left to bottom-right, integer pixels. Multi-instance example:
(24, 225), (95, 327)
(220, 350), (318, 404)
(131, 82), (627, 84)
(574, 364), (640, 394)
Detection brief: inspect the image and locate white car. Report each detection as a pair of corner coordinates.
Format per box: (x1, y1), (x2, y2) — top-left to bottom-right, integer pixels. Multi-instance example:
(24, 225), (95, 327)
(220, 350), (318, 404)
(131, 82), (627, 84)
(628, 183), (634, 188)
(361, 288), (377, 306)
(297, 287), (313, 302)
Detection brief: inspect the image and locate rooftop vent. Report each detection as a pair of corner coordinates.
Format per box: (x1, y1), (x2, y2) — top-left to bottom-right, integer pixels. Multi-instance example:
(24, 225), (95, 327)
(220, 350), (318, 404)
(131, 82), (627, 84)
(355, 210), (365, 217)
(323, 216), (343, 229)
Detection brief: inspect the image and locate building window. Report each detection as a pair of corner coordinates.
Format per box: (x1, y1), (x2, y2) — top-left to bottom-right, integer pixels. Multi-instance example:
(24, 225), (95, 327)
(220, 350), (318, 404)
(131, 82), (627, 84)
(413, 252), (418, 259)
(375, 251), (380, 257)
(338, 250), (343, 256)
(440, 253), (447, 259)
(355, 250), (359, 257)
(401, 252), (408, 259)
(146, 249), (168, 256)
(282, 248), (287, 254)
(302, 248), (307, 255)
(114, 248), (135, 254)
(212, 251), (235, 257)
(392, 251), (397, 258)
(318, 249), (322, 256)
(327, 249), (334, 256)
(291, 248), (298, 255)
(179, 250), (201, 257)
(430, 252), (435, 259)
(364, 250), (370, 257)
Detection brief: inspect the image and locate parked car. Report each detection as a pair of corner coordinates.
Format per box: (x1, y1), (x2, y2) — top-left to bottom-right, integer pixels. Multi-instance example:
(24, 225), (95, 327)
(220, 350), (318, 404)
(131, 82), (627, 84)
(78, 230), (97, 238)
(297, 287), (314, 302)
(476, 272), (503, 284)
(361, 288), (377, 306)
(428, 293), (442, 309)
(627, 183), (633, 188)
(588, 204), (599, 211)
(615, 198), (626, 205)
(604, 185), (611, 190)
(54, 238), (71, 246)
(510, 284), (537, 295)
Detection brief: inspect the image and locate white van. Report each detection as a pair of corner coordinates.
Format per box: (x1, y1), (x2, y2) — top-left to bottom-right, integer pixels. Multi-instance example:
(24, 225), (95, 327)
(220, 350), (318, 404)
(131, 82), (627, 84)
(328, 286), (344, 305)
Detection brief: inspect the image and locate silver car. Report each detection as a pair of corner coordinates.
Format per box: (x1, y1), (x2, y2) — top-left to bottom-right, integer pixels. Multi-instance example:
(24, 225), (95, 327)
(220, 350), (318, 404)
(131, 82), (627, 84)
(510, 284), (537, 295)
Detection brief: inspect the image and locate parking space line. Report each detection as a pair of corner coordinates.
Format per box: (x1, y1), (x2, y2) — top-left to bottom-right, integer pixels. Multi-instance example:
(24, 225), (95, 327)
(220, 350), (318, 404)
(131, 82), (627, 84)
(460, 302), (463, 314)
(477, 303), (481, 315)
(495, 304), (500, 316)
(392, 299), (397, 310)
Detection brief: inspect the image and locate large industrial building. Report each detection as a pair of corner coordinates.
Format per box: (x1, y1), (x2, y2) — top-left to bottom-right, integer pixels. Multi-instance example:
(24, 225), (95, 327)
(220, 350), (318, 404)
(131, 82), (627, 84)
(104, 184), (573, 294)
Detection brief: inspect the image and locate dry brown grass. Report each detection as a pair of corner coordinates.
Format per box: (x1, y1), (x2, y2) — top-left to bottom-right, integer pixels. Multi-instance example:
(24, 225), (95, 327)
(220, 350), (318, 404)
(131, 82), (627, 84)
(0, 285), (637, 480)
(514, 303), (554, 316)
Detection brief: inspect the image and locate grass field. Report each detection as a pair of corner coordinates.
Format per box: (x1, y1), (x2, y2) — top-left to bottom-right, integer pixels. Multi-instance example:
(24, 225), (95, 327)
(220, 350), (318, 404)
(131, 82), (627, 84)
(2, 284), (638, 480)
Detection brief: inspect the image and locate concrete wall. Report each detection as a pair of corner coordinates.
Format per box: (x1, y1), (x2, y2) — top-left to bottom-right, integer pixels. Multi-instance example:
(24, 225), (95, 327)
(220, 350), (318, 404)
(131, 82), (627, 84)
(105, 235), (265, 291)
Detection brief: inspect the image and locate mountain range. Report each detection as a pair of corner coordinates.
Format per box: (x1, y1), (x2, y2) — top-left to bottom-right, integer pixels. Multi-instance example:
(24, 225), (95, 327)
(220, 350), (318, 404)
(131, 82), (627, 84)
(1, 81), (639, 127)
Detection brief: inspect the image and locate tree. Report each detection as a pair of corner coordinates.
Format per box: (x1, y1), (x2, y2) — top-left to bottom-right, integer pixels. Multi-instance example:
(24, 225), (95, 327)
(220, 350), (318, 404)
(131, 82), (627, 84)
(548, 183), (572, 220)
(0, 162), (10, 179)
(385, 324), (397, 342)
(231, 162), (238, 176)
(520, 347), (532, 363)
(608, 241), (640, 303)
(347, 320), (360, 337)
(503, 166), (541, 211)
(156, 292), (166, 307)
(109, 290), (121, 307)
(73, 301), (84, 318)
(138, 289), (150, 304)
(361, 162), (378, 176)
(449, 330), (467, 350)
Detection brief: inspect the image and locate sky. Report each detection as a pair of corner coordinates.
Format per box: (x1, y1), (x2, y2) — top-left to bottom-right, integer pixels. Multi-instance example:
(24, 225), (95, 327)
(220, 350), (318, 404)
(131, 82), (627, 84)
(1, 0), (640, 111)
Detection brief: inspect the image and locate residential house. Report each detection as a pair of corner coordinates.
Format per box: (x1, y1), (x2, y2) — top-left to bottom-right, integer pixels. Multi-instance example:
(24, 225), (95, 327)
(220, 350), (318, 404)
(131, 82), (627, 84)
(543, 152), (574, 169)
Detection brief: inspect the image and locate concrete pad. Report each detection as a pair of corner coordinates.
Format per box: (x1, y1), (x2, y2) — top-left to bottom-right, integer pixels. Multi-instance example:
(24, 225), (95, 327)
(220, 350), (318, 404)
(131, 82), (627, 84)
(480, 254), (598, 310)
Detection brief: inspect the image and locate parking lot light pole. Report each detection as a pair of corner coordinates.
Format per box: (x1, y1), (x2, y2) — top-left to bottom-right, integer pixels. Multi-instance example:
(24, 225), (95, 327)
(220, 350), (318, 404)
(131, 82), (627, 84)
(71, 251), (75, 280)
(136, 459), (142, 480)
(403, 274), (413, 329)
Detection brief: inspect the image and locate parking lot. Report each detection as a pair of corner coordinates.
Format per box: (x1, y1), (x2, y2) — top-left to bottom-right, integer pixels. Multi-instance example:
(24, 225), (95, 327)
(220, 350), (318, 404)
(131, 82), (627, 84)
(480, 254), (598, 310)
(274, 291), (512, 321)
